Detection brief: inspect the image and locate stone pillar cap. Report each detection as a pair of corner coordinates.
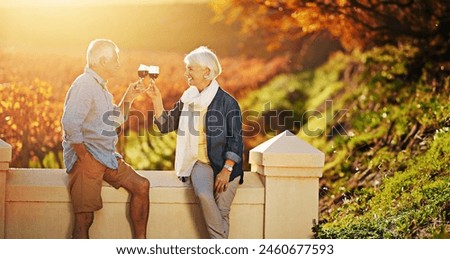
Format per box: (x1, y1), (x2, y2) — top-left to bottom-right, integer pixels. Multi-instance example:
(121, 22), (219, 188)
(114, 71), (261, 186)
(249, 130), (325, 168)
(0, 139), (12, 162)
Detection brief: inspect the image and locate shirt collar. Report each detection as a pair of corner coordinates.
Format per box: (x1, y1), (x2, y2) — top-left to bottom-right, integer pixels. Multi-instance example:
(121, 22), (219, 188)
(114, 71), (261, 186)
(85, 66), (107, 89)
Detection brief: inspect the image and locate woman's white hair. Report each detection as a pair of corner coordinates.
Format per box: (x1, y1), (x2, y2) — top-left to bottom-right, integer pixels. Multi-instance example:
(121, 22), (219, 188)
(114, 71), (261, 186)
(184, 46), (222, 80)
(86, 39), (119, 68)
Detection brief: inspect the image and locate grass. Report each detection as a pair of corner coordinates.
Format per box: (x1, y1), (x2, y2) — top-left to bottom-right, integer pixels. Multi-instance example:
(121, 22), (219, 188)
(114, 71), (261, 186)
(239, 44), (450, 238)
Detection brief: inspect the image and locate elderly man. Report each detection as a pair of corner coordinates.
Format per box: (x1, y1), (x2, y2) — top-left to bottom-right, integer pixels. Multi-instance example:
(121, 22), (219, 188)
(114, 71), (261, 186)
(61, 39), (150, 239)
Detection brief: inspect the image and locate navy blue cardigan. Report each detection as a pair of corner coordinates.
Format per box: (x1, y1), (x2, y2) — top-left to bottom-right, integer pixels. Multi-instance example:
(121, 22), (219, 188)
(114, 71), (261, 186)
(154, 87), (244, 183)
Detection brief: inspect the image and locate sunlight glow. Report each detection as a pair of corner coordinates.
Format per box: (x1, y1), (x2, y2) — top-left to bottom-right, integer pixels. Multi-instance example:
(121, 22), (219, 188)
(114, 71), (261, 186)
(0, 0), (209, 7)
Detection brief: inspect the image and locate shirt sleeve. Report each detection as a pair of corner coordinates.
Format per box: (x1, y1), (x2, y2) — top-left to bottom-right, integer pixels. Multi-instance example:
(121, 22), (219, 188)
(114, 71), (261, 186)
(111, 104), (124, 127)
(61, 82), (92, 144)
(153, 100), (183, 134)
(224, 99), (243, 164)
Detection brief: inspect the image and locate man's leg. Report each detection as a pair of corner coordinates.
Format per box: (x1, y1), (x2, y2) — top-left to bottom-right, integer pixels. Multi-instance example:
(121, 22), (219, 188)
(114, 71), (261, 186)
(121, 173), (150, 239)
(68, 157), (105, 239)
(72, 212), (94, 239)
(105, 159), (150, 239)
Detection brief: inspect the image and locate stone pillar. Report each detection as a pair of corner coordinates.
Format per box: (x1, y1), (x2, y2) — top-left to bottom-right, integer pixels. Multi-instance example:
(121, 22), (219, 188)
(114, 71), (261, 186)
(0, 139), (12, 239)
(249, 130), (324, 238)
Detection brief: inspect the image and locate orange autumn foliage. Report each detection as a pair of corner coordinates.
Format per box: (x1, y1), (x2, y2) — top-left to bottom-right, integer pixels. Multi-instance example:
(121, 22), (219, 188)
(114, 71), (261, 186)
(211, 0), (449, 56)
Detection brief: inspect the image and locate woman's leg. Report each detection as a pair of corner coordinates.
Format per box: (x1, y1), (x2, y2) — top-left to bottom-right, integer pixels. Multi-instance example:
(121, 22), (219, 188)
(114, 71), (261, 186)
(191, 162), (226, 239)
(215, 177), (239, 238)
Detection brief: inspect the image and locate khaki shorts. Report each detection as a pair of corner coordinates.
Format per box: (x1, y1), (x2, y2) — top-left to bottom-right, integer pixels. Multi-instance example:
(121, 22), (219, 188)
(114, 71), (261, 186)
(68, 154), (136, 213)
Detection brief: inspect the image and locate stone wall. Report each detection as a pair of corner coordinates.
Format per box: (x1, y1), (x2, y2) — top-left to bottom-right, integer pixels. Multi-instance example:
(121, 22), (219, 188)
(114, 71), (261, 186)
(0, 131), (323, 239)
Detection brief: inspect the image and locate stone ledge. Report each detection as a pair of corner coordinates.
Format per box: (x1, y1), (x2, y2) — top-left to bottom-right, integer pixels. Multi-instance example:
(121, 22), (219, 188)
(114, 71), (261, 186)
(6, 169), (264, 204)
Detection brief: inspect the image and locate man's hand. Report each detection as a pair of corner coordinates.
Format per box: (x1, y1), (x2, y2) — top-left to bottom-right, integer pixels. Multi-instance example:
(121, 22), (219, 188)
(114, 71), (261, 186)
(72, 143), (89, 160)
(118, 80), (148, 121)
(124, 79), (148, 103)
(72, 143), (105, 170)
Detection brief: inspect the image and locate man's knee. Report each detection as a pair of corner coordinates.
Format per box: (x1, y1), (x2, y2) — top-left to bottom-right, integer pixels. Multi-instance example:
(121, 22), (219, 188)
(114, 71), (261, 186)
(75, 212), (94, 227)
(141, 178), (150, 192)
(134, 177), (150, 196)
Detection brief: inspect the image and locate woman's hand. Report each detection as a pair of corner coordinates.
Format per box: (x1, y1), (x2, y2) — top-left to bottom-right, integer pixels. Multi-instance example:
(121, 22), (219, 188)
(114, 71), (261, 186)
(214, 168), (231, 193)
(146, 79), (165, 119)
(146, 78), (161, 100)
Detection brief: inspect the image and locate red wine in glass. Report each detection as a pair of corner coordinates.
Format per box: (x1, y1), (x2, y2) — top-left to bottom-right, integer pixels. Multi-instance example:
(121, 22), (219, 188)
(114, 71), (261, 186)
(148, 66), (159, 79)
(138, 64), (159, 79)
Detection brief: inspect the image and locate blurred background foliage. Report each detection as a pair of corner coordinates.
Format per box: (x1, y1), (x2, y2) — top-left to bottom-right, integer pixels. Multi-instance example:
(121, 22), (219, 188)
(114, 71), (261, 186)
(0, 0), (449, 238)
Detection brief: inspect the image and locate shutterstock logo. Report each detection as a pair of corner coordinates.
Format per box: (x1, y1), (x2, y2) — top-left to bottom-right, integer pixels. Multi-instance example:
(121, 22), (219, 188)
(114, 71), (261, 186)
(300, 100), (348, 137)
(101, 100), (348, 137)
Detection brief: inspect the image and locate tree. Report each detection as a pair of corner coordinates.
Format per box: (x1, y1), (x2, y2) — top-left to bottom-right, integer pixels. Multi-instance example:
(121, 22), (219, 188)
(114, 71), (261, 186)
(0, 80), (63, 168)
(211, 0), (449, 64)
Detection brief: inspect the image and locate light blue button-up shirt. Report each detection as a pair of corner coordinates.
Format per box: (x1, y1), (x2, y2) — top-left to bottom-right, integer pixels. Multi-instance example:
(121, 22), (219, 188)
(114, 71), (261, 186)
(61, 67), (123, 173)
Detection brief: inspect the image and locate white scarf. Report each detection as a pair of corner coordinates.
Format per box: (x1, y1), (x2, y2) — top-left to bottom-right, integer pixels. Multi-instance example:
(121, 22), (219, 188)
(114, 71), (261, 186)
(175, 80), (219, 177)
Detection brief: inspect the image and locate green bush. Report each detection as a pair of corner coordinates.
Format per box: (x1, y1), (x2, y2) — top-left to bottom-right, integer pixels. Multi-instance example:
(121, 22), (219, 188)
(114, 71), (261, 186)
(244, 44), (449, 238)
(317, 132), (450, 238)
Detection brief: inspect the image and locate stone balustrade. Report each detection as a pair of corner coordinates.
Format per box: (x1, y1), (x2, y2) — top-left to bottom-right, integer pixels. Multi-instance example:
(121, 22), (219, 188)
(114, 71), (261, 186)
(0, 130), (324, 239)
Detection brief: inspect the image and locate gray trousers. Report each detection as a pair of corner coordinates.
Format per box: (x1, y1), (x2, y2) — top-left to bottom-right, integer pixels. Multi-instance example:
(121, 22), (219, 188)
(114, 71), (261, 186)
(191, 161), (239, 239)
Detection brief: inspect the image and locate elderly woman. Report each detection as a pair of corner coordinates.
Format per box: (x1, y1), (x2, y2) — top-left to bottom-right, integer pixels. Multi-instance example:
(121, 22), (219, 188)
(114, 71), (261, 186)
(147, 46), (243, 239)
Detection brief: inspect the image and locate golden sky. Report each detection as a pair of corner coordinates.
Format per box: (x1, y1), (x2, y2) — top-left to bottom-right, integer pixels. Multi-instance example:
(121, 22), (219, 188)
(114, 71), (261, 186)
(0, 0), (210, 7)
(0, 0), (236, 53)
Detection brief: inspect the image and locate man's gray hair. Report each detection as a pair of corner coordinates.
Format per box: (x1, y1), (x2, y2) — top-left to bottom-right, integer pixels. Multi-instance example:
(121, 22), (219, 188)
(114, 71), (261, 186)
(86, 39), (119, 68)
(184, 46), (222, 80)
